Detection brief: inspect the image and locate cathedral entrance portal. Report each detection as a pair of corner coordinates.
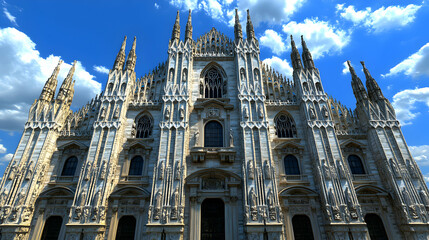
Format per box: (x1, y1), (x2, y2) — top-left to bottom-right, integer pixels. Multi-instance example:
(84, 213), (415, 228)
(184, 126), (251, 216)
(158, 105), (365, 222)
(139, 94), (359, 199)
(201, 198), (225, 240)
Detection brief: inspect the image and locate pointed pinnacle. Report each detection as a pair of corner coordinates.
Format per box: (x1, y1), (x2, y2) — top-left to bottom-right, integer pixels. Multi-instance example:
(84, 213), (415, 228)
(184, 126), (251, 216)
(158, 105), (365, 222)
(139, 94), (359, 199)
(347, 60), (356, 77)
(235, 9), (240, 23)
(131, 36), (136, 50)
(187, 9), (192, 24)
(360, 61), (372, 79)
(175, 10), (180, 24)
(121, 36), (127, 51)
(301, 35), (308, 50)
(66, 60), (77, 79)
(51, 59), (63, 79)
(291, 35), (297, 50)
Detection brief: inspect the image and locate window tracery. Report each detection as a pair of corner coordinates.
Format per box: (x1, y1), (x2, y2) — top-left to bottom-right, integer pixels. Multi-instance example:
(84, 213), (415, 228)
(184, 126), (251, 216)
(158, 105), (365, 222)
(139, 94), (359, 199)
(135, 115), (153, 138)
(204, 68), (223, 98)
(275, 113), (297, 138)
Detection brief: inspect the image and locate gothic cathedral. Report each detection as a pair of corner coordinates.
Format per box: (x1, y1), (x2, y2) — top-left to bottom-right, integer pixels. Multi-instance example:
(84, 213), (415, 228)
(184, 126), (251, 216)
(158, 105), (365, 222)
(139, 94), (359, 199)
(1, 9), (428, 240)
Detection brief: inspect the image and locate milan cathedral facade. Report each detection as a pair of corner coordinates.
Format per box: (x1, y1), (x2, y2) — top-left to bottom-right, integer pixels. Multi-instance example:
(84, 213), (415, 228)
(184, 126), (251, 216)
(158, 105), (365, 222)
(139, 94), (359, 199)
(1, 9), (429, 240)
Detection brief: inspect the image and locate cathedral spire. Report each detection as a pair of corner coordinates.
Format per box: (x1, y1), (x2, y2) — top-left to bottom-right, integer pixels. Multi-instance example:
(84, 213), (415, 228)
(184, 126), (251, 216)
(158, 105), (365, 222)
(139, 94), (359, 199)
(246, 9), (255, 41)
(234, 9), (242, 41)
(126, 37), (137, 71)
(171, 10), (180, 42)
(57, 60), (76, 102)
(347, 60), (368, 102)
(361, 61), (384, 101)
(113, 36), (127, 70)
(301, 35), (315, 69)
(290, 35), (303, 70)
(40, 59), (62, 102)
(185, 9), (193, 42)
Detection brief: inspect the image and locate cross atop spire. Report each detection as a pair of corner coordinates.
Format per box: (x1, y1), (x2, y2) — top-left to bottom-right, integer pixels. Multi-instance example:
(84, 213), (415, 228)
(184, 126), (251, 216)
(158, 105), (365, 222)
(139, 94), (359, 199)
(185, 9), (193, 42)
(171, 10), (181, 42)
(234, 9), (243, 41)
(113, 36), (127, 70)
(246, 9), (255, 41)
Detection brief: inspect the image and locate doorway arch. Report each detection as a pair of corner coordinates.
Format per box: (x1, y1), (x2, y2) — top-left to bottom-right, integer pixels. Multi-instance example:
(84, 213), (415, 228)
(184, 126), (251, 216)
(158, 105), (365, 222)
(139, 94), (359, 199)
(41, 216), (63, 240)
(201, 198), (225, 240)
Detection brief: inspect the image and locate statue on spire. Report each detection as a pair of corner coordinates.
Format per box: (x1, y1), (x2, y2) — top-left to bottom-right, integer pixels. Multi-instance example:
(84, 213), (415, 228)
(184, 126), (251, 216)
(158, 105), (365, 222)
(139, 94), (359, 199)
(57, 60), (77, 104)
(185, 9), (193, 42)
(246, 9), (255, 41)
(301, 35), (315, 69)
(234, 9), (242, 41)
(126, 37), (137, 71)
(290, 35), (303, 70)
(113, 36), (127, 70)
(171, 11), (180, 42)
(361, 61), (385, 101)
(347, 60), (368, 102)
(39, 59), (62, 102)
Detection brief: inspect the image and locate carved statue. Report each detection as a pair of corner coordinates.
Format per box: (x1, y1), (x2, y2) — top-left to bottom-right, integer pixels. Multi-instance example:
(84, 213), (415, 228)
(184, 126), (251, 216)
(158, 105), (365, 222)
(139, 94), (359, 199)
(309, 106), (316, 119)
(0, 189), (9, 205)
(243, 105), (249, 119)
(258, 104), (264, 119)
(80, 189), (87, 206)
(267, 188), (274, 207)
(402, 187), (412, 205)
(84, 162), (92, 180)
(158, 161), (165, 180)
(164, 106), (170, 120)
(390, 158), (400, 178)
(249, 187), (257, 208)
(323, 106), (329, 119)
(182, 71), (187, 82)
(179, 106), (185, 119)
(155, 190), (163, 209)
(337, 160), (346, 179)
(113, 106), (120, 118)
(199, 81), (204, 95)
(328, 188), (336, 206)
(100, 160), (107, 180)
(100, 107), (106, 119)
(406, 159), (417, 178)
(322, 160), (331, 179)
(194, 131), (200, 146)
(93, 190), (101, 206)
(419, 187), (429, 206)
(229, 129), (234, 147)
(172, 188), (179, 207)
(16, 188), (26, 206)
(248, 161), (254, 179)
(8, 165), (16, 180)
(174, 162), (181, 181)
(344, 187), (353, 207)
(264, 161), (271, 179)
(240, 69), (246, 82)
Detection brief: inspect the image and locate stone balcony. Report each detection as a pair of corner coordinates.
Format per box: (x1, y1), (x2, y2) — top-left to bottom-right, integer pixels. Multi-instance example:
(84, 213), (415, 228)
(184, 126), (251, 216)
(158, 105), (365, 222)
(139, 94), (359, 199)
(190, 146), (236, 163)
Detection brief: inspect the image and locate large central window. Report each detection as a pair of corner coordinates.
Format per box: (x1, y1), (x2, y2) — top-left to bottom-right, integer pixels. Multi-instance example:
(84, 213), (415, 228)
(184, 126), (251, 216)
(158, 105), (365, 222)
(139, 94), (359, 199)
(204, 121), (223, 147)
(204, 68), (223, 98)
(274, 113), (297, 138)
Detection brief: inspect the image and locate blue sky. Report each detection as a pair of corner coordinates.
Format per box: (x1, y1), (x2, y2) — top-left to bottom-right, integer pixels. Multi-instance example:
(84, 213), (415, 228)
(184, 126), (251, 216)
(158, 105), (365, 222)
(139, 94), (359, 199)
(0, 0), (428, 181)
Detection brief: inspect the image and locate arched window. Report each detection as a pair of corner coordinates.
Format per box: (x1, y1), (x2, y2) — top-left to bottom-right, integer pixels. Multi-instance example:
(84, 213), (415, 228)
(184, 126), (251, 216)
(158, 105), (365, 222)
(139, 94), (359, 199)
(136, 115), (153, 138)
(315, 82), (322, 92)
(41, 216), (63, 240)
(129, 156), (143, 176)
(292, 215), (314, 240)
(274, 114), (297, 138)
(347, 155), (365, 174)
(116, 215), (136, 240)
(284, 155), (300, 175)
(61, 156), (78, 176)
(364, 214), (388, 240)
(204, 68), (223, 98)
(204, 121), (223, 147)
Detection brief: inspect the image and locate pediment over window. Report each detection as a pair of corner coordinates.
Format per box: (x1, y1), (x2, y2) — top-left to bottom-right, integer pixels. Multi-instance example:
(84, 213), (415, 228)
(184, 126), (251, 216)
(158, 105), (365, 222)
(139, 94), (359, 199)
(194, 98), (233, 110)
(57, 140), (88, 150)
(355, 185), (388, 196)
(273, 139), (303, 153)
(38, 186), (75, 199)
(123, 139), (153, 151)
(109, 186), (150, 199)
(340, 139), (366, 152)
(279, 186), (318, 198)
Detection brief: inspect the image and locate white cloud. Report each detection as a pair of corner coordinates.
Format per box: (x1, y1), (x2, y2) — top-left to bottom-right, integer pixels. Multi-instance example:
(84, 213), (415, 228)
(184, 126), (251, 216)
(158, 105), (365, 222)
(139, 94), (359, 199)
(93, 65), (110, 74)
(238, 0), (306, 25)
(0, 144), (6, 154)
(3, 7), (16, 25)
(392, 87), (429, 125)
(336, 3), (421, 33)
(259, 29), (287, 56)
(154, 3), (160, 9)
(169, 0), (306, 26)
(342, 61), (349, 75)
(262, 56), (293, 78)
(282, 18), (350, 59)
(410, 145), (429, 167)
(0, 27), (101, 131)
(383, 43), (429, 78)
(0, 153), (12, 165)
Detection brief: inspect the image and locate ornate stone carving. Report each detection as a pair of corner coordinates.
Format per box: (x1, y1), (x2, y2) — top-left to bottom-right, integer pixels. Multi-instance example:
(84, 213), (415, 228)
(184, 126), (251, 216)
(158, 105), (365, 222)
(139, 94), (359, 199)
(264, 160), (271, 180)
(247, 161), (254, 179)
(158, 161), (165, 180)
